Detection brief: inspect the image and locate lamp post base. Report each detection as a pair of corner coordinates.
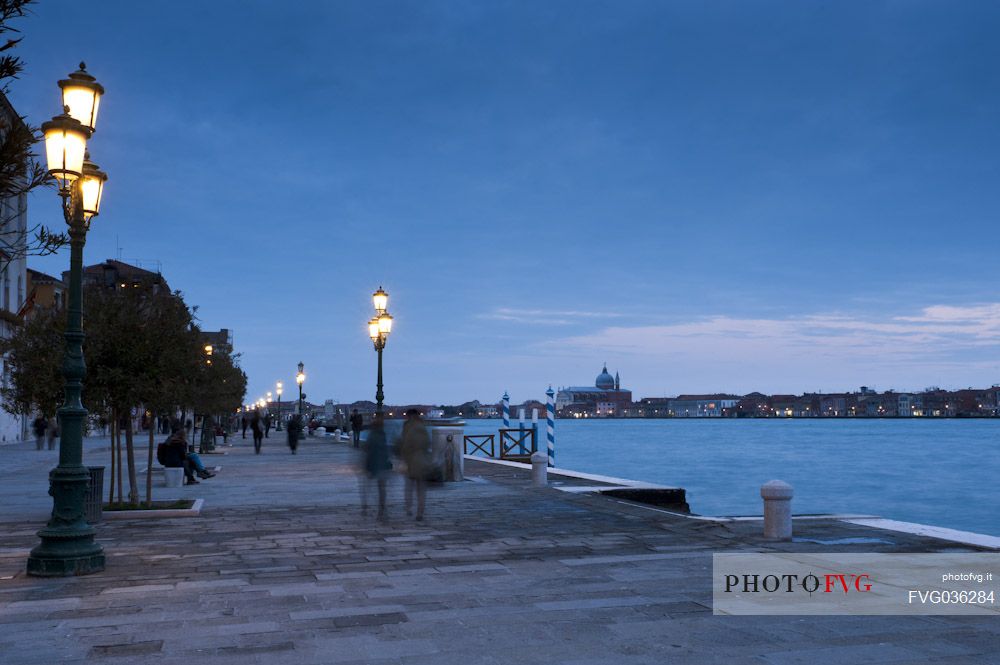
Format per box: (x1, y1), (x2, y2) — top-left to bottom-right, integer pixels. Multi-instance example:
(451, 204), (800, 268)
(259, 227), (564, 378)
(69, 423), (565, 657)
(26, 466), (105, 577)
(27, 546), (105, 577)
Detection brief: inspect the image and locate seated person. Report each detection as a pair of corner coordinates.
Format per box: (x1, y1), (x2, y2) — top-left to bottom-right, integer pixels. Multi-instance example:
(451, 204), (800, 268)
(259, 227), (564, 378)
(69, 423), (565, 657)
(161, 420), (215, 485)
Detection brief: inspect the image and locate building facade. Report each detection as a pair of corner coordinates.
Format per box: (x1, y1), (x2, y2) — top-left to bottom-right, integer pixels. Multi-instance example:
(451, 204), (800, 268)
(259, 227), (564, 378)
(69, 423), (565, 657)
(555, 365), (632, 417)
(0, 91), (29, 442)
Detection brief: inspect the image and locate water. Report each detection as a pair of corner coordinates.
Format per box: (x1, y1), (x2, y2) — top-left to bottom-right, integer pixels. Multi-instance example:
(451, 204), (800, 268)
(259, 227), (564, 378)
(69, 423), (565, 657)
(462, 419), (1000, 537)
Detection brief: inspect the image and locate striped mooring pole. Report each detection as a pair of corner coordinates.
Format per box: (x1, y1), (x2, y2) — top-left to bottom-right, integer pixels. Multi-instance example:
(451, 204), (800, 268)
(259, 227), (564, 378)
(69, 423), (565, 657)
(502, 391), (510, 429)
(545, 386), (556, 467)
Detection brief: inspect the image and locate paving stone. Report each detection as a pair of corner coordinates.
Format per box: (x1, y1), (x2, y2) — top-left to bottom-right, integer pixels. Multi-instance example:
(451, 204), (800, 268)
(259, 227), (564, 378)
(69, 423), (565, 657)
(0, 436), (996, 664)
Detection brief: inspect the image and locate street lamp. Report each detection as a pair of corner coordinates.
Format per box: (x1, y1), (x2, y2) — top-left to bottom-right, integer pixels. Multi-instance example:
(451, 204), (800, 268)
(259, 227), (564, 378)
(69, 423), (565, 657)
(204, 344), (213, 365)
(368, 287), (393, 415)
(275, 381), (283, 431)
(373, 286), (388, 313)
(28, 64), (106, 577)
(296, 362), (305, 416)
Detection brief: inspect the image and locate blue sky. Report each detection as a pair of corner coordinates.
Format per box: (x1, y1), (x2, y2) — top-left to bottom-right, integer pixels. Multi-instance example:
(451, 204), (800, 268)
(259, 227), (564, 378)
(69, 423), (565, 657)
(15, 1), (1000, 404)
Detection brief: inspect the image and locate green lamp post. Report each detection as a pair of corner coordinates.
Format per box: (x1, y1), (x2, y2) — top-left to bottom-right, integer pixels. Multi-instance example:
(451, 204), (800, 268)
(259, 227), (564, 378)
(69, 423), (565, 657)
(275, 381), (283, 431)
(368, 287), (393, 416)
(296, 362), (305, 417)
(28, 63), (107, 577)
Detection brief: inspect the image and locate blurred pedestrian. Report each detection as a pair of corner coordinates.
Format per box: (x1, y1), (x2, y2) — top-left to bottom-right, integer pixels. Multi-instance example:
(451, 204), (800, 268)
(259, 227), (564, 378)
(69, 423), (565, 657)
(264, 413), (272, 438)
(45, 416), (59, 451)
(241, 415), (247, 439)
(360, 413), (392, 520)
(32, 415), (46, 451)
(400, 409), (431, 521)
(287, 414), (303, 454)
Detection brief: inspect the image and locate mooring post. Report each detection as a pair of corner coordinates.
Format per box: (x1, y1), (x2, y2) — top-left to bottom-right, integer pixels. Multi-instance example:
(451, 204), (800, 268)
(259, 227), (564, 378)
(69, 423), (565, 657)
(531, 451), (548, 486)
(761, 480), (794, 541)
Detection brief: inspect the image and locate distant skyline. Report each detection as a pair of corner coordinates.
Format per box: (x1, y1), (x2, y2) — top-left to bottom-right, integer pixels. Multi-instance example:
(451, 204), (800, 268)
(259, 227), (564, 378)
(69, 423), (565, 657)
(14, 1), (1000, 404)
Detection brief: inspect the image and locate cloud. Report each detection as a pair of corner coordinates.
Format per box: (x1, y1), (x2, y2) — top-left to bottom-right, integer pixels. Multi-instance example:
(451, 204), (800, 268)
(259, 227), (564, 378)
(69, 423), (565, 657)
(535, 304), (1000, 393)
(478, 307), (623, 326)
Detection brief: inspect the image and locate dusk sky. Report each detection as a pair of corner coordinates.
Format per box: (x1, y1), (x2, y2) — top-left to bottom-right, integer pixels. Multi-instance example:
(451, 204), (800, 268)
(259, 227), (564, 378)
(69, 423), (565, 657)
(15, 1), (1000, 405)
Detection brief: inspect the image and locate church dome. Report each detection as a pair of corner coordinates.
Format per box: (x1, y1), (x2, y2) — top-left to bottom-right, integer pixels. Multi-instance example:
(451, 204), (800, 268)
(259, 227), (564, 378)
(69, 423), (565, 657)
(595, 364), (615, 390)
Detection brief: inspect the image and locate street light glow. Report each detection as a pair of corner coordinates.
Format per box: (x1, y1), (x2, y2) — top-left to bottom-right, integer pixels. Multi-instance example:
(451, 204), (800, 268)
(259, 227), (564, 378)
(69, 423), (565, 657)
(42, 111), (89, 189)
(58, 63), (104, 132)
(373, 286), (388, 313)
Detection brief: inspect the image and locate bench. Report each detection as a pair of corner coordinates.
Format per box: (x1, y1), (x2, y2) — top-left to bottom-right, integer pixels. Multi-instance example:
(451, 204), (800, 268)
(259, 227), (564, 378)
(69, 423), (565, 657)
(138, 464), (220, 487)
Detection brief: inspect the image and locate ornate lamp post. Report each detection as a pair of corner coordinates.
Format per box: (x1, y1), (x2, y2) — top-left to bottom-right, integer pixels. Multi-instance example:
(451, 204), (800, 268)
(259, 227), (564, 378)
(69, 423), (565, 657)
(368, 287), (393, 416)
(28, 64), (106, 577)
(275, 381), (283, 431)
(296, 362), (305, 416)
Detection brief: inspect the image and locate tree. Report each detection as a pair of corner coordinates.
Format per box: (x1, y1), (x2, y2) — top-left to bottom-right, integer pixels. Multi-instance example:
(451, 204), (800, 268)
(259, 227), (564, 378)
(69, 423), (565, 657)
(138, 291), (213, 505)
(0, 1), (68, 273)
(0, 305), (62, 418)
(3, 278), (248, 506)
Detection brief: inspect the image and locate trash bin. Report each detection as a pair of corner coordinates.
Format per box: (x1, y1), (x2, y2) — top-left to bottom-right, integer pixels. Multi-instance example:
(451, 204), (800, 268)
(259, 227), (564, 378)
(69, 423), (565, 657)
(86, 466), (105, 524)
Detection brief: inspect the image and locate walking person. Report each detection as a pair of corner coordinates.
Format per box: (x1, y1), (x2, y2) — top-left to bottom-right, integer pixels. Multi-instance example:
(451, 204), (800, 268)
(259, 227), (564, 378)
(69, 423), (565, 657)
(400, 409), (432, 521)
(360, 414), (392, 520)
(241, 415), (247, 439)
(287, 414), (303, 454)
(251, 410), (264, 454)
(264, 413), (272, 438)
(45, 416), (59, 451)
(32, 415), (47, 451)
(350, 409), (364, 448)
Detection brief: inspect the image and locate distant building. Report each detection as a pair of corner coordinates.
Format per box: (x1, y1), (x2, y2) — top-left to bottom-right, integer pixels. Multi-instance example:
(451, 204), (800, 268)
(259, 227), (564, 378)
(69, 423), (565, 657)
(555, 365), (632, 417)
(201, 329), (233, 356)
(75, 259), (169, 293)
(476, 405), (498, 418)
(24, 268), (65, 315)
(819, 394), (848, 416)
(669, 395), (740, 417)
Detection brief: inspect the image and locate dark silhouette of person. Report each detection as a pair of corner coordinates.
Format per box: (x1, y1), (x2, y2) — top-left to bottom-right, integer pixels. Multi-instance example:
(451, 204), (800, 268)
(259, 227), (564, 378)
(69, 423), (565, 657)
(251, 411), (264, 454)
(264, 413), (272, 438)
(350, 409), (364, 448)
(241, 415), (247, 439)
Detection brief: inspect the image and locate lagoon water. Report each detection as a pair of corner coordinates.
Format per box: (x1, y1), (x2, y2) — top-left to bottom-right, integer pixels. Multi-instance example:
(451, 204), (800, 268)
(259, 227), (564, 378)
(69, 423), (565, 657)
(462, 418), (999, 537)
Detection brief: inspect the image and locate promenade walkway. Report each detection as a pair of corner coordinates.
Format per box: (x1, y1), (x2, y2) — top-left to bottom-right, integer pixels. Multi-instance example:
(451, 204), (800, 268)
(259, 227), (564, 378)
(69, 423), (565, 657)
(0, 434), (996, 664)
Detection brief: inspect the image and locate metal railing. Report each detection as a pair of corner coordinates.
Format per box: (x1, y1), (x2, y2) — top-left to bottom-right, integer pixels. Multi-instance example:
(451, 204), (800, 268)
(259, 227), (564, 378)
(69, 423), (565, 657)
(498, 428), (536, 462)
(463, 434), (495, 457)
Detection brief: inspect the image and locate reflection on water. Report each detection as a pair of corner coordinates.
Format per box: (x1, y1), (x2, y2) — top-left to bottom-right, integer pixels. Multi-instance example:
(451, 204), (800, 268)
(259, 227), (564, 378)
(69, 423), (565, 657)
(463, 419), (1000, 536)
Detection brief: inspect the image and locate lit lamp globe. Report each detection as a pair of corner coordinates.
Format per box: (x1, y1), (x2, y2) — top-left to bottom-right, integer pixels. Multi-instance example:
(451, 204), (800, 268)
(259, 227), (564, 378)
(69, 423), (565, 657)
(80, 156), (107, 220)
(377, 312), (393, 336)
(373, 287), (388, 314)
(58, 63), (104, 132)
(296, 362), (305, 385)
(368, 317), (380, 342)
(41, 111), (89, 191)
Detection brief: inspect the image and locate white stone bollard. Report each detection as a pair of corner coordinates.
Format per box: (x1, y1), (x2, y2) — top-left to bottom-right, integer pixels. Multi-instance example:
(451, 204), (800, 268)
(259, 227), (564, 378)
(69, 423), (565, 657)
(163, 467), (184, 488)
(531, 451), (548, 486)
(761, 480), (794, 541)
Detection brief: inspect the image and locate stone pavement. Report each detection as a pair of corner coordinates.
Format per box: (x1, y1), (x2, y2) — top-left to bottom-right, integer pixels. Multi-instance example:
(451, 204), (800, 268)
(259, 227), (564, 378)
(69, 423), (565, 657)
(0, 434), (997, 664)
